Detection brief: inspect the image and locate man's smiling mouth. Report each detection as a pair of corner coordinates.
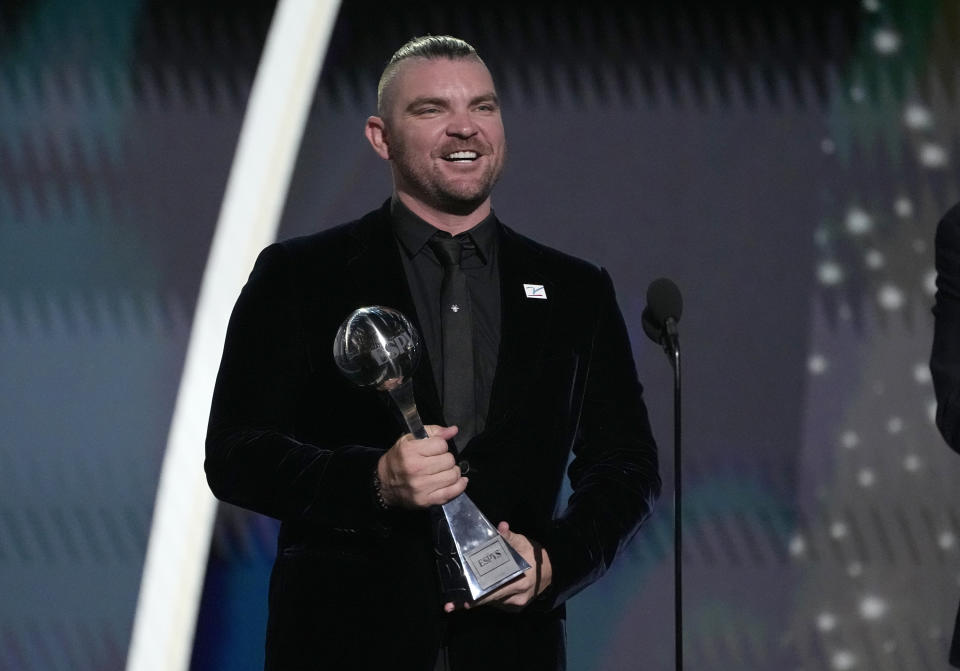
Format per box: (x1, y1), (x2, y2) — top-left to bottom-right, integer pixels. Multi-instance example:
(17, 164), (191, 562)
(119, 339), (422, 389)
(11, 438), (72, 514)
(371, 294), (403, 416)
(443, 151), (479, 162)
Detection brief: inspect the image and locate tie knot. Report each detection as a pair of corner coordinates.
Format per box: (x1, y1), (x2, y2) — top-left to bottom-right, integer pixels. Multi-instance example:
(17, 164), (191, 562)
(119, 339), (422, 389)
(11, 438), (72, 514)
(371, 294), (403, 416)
(429, 234), (464, 267)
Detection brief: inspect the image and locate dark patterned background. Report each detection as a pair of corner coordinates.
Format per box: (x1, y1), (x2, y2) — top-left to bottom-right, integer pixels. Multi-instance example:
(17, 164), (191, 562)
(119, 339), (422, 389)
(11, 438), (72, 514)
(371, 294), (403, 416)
(2, 1), (959, 669)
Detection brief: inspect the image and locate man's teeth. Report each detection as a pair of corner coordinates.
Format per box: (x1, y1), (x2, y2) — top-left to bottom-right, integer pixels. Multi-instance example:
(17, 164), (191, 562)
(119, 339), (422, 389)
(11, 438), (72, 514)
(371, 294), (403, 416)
(445, 151), (478, 161)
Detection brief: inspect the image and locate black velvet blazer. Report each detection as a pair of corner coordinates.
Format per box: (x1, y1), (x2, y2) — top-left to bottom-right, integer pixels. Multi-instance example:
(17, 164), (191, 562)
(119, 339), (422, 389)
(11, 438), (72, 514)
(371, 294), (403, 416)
(205, 202), (661, 671)
(931, 202), (960, 668)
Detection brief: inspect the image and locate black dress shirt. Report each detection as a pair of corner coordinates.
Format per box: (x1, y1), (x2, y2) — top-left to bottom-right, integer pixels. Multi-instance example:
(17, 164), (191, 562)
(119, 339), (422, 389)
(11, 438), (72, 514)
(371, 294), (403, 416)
(391, 197), (501, 450)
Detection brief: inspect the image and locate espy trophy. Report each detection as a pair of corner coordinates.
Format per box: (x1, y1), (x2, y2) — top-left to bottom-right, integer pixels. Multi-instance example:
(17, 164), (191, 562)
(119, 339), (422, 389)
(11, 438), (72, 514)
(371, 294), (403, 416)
(333, 306), (529, 602)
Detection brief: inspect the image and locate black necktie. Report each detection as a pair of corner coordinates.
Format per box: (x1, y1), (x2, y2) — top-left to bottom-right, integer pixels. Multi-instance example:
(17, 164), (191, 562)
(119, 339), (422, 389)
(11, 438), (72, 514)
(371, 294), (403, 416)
(429, 234), (476, 449)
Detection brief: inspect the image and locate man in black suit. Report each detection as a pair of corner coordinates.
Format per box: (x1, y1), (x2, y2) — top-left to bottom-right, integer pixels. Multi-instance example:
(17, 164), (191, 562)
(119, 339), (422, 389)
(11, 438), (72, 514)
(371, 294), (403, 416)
(932, 202), (960, 667)
(205, 35), (660, 670)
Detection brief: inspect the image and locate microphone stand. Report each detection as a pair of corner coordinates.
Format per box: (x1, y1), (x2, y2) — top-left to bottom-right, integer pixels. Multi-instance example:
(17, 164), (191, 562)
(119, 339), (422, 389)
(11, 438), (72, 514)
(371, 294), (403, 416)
(662, 318), (682, 671)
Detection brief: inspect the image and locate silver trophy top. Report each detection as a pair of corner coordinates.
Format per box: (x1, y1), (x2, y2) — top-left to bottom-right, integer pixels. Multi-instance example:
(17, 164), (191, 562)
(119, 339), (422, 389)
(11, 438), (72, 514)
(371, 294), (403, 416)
(333, 306), (421, 391)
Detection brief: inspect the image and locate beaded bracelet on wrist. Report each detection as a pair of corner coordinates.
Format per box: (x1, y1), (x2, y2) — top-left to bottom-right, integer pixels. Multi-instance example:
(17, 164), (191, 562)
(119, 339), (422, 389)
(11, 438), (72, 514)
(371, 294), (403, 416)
(371, 467), (389, 511)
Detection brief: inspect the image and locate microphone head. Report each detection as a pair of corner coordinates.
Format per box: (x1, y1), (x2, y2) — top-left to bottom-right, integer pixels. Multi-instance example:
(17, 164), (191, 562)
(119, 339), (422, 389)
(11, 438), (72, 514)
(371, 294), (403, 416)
(646, 277), (683, 326)
(641, 306), (662, 344)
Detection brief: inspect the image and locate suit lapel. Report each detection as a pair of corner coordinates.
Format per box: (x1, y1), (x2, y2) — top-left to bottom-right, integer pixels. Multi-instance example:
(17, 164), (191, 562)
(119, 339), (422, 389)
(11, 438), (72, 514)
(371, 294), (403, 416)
(484, 224), (553, 435)
(343, 206), (443, 426)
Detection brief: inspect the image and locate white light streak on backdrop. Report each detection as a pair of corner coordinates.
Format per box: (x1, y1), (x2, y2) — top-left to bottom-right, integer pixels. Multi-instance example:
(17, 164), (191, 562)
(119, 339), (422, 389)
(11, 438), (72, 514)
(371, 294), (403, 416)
(125, 1), (341, 669)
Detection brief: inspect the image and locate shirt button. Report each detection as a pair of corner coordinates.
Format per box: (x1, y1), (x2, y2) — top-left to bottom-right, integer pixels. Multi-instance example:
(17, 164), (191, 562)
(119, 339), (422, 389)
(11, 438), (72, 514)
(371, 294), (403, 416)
(459, 460), (470, 476)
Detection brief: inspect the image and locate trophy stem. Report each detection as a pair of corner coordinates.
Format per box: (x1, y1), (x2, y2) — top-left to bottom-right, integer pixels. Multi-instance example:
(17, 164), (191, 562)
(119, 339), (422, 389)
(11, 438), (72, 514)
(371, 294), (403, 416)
(386, 379), (428, 440)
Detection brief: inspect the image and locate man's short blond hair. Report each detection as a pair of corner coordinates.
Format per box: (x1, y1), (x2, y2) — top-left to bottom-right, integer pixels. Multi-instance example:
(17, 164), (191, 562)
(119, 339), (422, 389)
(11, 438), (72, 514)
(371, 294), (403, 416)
(377, 35), (485, 116)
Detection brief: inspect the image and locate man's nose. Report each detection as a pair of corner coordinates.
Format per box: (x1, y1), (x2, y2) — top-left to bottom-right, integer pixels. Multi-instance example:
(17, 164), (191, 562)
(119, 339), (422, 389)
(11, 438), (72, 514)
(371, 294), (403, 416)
(446, 111), (478, 138)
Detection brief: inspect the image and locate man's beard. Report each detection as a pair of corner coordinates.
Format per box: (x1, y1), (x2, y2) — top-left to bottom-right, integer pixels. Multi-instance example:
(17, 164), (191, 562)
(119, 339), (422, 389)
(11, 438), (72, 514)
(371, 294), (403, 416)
(391, 142), (505, 216)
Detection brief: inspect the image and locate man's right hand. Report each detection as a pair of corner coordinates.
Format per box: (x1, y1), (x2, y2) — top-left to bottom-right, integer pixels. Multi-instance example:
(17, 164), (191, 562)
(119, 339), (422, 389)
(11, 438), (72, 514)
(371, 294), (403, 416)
(376, 425), (467, 508)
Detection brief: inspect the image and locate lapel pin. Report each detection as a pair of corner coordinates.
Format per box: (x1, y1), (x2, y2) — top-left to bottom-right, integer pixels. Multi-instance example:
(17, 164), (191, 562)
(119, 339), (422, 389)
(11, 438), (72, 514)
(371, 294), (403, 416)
(523, 284), (547, 300)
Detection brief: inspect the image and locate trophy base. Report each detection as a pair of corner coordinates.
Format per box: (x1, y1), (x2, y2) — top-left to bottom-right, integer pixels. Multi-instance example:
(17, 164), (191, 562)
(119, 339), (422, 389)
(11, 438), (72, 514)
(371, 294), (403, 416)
(435, 558), (473, 605)
(438, 494), (531, 602)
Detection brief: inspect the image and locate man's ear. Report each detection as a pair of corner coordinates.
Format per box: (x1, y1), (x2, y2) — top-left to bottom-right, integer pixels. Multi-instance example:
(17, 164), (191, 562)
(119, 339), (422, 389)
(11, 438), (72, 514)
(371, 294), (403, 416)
(365, 116), (390, 160)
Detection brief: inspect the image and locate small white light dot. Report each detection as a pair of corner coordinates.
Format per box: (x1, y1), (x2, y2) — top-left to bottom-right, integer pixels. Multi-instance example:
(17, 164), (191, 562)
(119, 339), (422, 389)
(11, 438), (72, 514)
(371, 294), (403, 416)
(914, 364), (932, 384)
(846, 207), (873, 235)
(817, 612), (837, 632)
(789, 534), (807, 557)
(919, 143), (949, 168)
(821, 138), (836, 154)
(877, 284), (905, 311)
(850, 85), (866, 102)
(818, 261), (844, 286)
(939, 531), (956, 550)
(903, 103), (933, 129)
(848, 561), (863, 577)
(862, 0), (880, 11)
(873, 29), (901, 54)
(858, 469), (875, 487)
(841, 431), (860, 449)
(925, 269), (938, 295)
(904, 454), (921, 471)
(865, 249), (885, 269)
(832, 649), (857, 670)
(831, 521), (848, 539)
(913, 238), (926, 253)
(895, 196), (915, 217)
(929, 399), (938, 424)
(809, 354), (829, 375)
(860, 595), (887, 619)
(887, 416), (903, 434)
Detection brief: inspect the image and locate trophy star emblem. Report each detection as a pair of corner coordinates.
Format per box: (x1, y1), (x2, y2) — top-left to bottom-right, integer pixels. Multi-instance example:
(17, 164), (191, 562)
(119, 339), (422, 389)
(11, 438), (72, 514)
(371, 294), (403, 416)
(450, 304), (460, 312)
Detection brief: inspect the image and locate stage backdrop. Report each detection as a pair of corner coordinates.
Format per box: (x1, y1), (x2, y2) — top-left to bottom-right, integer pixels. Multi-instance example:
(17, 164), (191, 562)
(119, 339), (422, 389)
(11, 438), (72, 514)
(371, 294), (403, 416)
(2, 1), (960, 670)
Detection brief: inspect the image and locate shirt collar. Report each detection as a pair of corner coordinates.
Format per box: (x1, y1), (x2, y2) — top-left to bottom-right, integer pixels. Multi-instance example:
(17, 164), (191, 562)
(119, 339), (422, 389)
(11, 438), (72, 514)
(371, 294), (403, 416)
(391, 196), (496, 265)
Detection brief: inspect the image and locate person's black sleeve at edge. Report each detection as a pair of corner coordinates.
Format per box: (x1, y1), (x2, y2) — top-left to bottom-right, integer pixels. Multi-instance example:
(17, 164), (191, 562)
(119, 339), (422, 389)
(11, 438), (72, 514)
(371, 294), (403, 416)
(932, 203), (960, 452)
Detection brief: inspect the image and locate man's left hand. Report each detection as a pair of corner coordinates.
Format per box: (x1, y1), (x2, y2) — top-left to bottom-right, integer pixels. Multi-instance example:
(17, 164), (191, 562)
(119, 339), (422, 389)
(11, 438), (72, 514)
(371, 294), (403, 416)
(443, 521), (552, 613)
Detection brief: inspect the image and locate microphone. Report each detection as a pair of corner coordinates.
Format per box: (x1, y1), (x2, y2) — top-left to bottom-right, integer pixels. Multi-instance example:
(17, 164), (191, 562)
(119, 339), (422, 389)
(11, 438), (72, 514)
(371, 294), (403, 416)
(643, 277), (685, 671)
(642, 277), (682, 360)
